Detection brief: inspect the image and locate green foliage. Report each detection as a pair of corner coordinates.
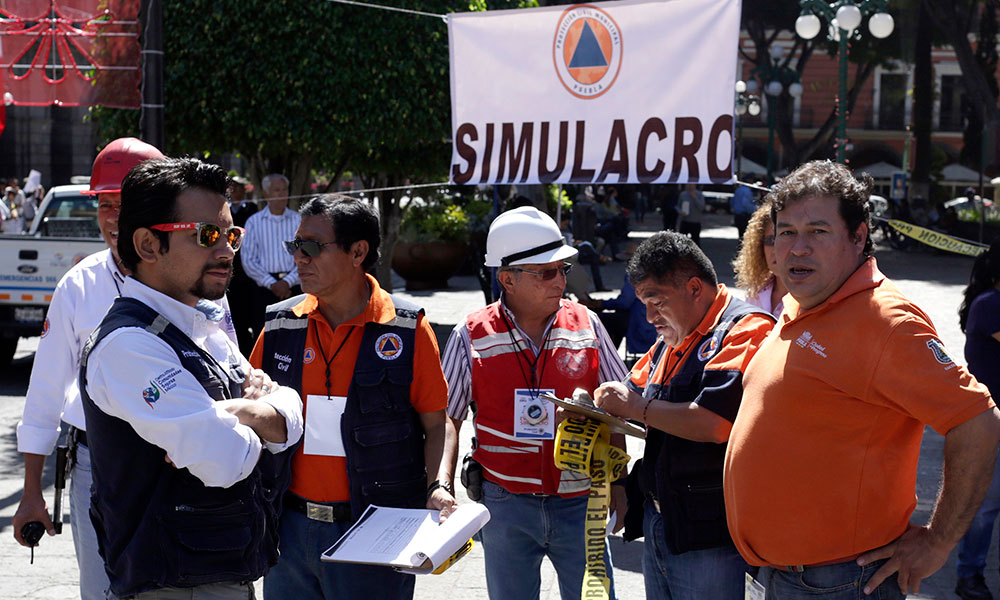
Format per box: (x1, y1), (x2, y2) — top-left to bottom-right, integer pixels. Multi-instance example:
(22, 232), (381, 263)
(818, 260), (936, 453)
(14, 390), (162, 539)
(91, 0), (524, 178)
(956, 207), (1000, 224)
(545, 184), (571, 215)
(399, 200), (470, 243)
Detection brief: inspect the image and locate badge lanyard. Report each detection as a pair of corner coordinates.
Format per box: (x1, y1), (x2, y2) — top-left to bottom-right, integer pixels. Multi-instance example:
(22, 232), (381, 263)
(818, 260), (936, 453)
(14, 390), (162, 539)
(500, 308), (553, 399)
(312, 320), (355, 399)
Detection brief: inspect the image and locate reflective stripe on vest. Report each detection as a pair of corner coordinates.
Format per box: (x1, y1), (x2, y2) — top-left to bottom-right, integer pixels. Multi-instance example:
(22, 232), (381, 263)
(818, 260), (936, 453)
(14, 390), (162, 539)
(467, 300), (600, 496)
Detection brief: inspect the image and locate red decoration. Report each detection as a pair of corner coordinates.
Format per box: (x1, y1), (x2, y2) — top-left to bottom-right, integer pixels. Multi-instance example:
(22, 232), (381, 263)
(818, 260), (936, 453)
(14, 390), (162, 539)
(0, 0), (140, 108)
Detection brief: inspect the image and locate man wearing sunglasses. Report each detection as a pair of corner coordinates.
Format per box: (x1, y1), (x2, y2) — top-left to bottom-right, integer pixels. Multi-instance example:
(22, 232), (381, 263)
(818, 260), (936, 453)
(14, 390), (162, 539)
(441, 206), (629, 600)
(593, 231), (775, 600)
(79, 157), (303, 599)
(251, 194), (455, 599)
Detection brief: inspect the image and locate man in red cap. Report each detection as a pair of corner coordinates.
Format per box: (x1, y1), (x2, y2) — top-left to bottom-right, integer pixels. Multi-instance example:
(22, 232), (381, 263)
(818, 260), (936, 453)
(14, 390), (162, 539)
(12, 138), (167, 599)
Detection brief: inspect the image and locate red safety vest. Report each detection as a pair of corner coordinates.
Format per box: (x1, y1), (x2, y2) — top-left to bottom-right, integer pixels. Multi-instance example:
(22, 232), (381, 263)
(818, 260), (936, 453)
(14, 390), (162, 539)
(467, 300), (600, 496)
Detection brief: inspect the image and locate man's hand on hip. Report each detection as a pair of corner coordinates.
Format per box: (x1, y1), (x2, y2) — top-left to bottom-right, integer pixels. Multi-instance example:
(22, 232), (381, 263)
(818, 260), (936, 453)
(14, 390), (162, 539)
(856, 522), (952, 595)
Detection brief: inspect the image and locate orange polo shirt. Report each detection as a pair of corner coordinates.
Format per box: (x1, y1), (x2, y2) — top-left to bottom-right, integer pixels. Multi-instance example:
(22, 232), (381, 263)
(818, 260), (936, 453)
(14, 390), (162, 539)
(724, 258), (995, 567)
(250, 274), (448, 502)
(628, 285), (774, 424)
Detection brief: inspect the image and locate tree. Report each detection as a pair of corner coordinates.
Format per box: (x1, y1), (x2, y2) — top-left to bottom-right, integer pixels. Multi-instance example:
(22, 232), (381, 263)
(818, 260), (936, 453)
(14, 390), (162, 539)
(93, 0), (527, 291)
(741, 0), (900, 169)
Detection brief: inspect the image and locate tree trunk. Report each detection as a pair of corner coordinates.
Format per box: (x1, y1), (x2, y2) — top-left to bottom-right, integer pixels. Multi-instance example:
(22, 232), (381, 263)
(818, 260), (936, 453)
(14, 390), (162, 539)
(374, 173), (405, 293)
(796, 62), (877, 162)
(911, 0), (934, 204)
(925, 0), (1000, 127)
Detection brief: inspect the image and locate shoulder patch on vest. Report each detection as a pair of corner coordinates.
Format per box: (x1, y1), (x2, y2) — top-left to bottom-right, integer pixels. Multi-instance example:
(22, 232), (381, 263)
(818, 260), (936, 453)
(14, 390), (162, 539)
(375, 332), (403, 360)
(696, 337), (718, 362)
(927, 339), (955, 369)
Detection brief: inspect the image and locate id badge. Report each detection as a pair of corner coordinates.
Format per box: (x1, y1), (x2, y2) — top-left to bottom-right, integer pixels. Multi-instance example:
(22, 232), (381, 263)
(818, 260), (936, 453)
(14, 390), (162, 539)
(745, 573), (765, 600)
(303, 395), (347, 456)
(513, 388), (556, 439)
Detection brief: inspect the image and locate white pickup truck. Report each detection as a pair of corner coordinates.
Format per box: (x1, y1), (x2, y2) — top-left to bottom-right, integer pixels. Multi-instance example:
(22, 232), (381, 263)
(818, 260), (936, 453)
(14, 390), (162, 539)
(0, 184), (106, 366)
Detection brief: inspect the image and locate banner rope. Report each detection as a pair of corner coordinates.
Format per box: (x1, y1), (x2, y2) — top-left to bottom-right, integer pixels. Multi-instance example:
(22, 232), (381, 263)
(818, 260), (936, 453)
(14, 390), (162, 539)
(325, 0), (449, 21)
(554, 416), (630, 600)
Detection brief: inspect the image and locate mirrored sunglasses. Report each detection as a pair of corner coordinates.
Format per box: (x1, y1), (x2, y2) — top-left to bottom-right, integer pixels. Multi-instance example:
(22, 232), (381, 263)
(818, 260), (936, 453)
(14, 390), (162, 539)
(149, 222), (245, 251)
(283, 238), (339, 258)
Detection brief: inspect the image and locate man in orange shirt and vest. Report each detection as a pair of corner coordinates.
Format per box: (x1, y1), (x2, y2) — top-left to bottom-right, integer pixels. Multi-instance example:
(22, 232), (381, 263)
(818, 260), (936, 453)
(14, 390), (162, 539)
(593, 231), (775, 599)
(441, 206), (629, 599)
(251, 194), (457, 599)
(724, 160), (1000, 598)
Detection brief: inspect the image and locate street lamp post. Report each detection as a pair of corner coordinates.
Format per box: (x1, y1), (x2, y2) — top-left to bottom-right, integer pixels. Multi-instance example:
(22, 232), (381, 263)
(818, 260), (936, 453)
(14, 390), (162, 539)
(750, 45), (803, 185)
(795, 0), (894, 163)
(734, 80), (761, 178)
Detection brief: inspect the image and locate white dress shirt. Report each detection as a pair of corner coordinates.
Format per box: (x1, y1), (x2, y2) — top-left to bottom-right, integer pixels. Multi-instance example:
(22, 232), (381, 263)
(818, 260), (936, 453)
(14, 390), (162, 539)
(16, 249), (239, 455)
(241, 207), (301, 288)
(83, 277), (303, 488)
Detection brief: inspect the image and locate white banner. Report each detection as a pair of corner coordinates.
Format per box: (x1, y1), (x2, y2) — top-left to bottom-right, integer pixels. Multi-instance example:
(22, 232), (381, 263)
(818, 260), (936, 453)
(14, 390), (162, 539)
(448, 0), (741, 186)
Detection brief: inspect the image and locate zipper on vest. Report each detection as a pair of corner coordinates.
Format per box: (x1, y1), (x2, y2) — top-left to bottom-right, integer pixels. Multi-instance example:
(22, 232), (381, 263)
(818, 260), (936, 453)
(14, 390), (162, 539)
(174, 500), (245, 514)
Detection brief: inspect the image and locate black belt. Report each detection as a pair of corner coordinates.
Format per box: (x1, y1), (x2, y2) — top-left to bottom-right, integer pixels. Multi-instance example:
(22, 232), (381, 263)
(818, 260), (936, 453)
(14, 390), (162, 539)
(71, 428), (87, 448)
(283, 493), (352, 523)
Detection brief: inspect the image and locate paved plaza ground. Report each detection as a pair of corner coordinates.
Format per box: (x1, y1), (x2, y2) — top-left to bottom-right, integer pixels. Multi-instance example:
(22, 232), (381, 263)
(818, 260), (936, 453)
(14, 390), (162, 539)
(0, 212), (991, 599)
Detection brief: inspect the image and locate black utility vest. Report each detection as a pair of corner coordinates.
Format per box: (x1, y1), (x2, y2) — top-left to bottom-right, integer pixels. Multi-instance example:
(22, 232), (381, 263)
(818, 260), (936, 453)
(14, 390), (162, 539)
(80, 297), (289, 597)
(260, 293), (426, 518)
(639, 297), (770, 555)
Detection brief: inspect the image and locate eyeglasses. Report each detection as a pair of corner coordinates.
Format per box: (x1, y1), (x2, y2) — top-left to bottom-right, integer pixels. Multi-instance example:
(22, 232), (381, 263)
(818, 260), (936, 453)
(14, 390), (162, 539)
(763, 235), (775, 247)
(149, 222), (245, 251)
(506, 263), (573, 280)
(284, 238), (339, 257)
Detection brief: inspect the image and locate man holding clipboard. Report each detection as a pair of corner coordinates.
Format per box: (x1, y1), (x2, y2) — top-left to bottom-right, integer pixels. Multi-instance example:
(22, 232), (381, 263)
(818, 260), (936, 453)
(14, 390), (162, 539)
(252, 194), (456, 599)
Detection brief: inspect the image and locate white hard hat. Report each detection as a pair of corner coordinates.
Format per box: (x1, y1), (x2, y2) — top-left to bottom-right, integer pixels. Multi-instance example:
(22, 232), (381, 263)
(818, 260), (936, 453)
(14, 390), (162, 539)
(484, 207), (578, 268)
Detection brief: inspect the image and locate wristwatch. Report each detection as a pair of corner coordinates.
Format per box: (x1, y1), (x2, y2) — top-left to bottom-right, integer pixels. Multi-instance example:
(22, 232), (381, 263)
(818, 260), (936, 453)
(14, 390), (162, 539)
(426, 480), (455, 500)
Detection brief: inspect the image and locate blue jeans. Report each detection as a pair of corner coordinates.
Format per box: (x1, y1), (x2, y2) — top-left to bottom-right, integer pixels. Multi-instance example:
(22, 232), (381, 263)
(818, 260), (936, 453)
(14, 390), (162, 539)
(480, 479), (616, 600)
(73, 443), (112, 600)
(957, 449), (1000, 578)
(755, 559), (903, 599)
(263, 508), (414, 600)
(641, 501), (746, 600)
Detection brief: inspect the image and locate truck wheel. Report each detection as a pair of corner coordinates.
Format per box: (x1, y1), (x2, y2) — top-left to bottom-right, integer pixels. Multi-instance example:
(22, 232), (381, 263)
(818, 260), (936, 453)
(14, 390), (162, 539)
(0, 337), (18, 368)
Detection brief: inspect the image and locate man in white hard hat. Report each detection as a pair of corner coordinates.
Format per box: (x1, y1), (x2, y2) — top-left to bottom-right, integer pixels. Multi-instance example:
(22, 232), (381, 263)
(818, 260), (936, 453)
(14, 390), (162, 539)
(441, 206), (629, 599)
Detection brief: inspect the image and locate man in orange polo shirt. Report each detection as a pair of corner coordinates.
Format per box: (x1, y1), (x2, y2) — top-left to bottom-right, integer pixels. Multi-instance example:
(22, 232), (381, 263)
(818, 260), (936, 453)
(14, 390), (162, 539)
(593, 231), (774, 599)
(724, 160), (1000, 598)
(250, 194), (456, 599)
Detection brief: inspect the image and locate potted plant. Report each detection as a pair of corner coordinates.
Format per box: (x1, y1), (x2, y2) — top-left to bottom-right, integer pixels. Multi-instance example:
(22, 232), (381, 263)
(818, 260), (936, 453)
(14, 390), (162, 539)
(392, 199), (471, 290)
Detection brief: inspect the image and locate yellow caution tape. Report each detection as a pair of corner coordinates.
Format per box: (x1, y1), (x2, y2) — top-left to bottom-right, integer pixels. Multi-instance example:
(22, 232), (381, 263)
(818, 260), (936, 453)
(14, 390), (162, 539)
(431, 539), (474, 574)
(887, 219), (988, 257)
(554, 416), (630, 600)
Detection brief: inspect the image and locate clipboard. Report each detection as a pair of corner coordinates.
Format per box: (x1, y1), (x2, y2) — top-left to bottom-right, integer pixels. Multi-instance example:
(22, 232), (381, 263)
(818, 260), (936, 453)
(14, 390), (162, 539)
(540, 390), (646, 438)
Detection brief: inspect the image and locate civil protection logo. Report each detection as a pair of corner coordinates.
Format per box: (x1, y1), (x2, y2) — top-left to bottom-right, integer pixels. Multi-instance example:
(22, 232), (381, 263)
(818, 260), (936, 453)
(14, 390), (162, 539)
(697, 337), (718, 362)
(303, 347), (315, 364)
(142, 381), (162, 408)
(41, 318), (49, 338)
(375, 333), (403, 361)
(553, 4), (623, 99)
(926, 339), (954, 366)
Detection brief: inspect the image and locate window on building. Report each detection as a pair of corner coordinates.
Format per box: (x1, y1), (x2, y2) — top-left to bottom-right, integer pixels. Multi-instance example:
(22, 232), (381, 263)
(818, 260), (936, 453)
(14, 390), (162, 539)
(878, 73), (906, 130)
(939, 75), (965, 131)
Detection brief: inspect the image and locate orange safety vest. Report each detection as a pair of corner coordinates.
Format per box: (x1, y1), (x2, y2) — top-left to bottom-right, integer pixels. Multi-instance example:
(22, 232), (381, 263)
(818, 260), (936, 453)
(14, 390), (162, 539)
(467, 300), (600, 496)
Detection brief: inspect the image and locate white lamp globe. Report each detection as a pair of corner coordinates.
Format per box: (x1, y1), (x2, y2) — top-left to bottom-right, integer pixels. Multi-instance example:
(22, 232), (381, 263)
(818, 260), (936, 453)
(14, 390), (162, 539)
(836, 5), (862, 33)
(766, 81), (784, 96)
(735, 80), (747, 93)
(830, 19), (841, 41)
(748, 101), (761, 116)
(746, 79), (759, 94)
(795, 14), (821, 39)
(869, 12), (895, 38)
(770, 45), (785, 61)
(736, 103), (748, 116)
(789, 82), (804, 98)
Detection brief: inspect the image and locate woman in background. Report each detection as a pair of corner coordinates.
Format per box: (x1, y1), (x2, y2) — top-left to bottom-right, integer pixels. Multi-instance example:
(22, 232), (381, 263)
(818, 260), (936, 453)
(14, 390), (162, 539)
(732, 203), (787, 318)
(954, 241), (1000, 600)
